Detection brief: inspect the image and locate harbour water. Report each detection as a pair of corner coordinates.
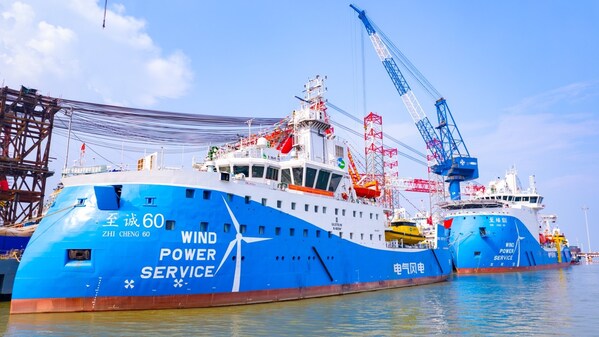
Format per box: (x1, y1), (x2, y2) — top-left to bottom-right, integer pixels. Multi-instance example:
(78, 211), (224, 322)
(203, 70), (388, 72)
(1, 264), (597, 336)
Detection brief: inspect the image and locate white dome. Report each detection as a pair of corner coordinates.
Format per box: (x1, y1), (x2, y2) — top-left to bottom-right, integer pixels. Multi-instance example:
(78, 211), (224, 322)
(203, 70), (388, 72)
(256, 137), (268, 148)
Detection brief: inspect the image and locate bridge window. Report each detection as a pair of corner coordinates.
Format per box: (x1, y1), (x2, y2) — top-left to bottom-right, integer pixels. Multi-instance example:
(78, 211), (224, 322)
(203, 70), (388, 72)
(328, 174), (342, 192)
(315, 170), (330, 190)
(305, 167), (317, 188)
(245, 196), (251, 204)
(281, 168), (292, 185)
(233, 165), (249, 177)
(186, 189), (195, 198)
(252, 165), (265, 178)
(266, 167), (279, 180)
(203, 190), (211, 200)
(530, 197), (538, 203)
(292, 167), (303, 186)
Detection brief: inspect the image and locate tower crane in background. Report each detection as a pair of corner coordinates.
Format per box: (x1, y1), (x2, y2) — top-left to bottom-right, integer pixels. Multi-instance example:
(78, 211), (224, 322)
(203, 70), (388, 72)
(350, 4), (478, 201)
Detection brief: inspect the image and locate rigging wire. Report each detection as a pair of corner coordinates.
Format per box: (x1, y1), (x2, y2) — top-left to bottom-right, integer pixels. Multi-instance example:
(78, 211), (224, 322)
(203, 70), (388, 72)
(102, 0), (108, 28)
(50, 94), (428, 168)
(54, 98), (283, 147)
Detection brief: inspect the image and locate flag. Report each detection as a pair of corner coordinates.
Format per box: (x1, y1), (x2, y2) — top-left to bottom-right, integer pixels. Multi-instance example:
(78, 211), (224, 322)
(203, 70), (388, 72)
(443, 218), (454, 229)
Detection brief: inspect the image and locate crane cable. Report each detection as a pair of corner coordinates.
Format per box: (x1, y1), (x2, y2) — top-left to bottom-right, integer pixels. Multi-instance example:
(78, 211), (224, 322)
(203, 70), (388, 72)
(102, 0), (108, 28)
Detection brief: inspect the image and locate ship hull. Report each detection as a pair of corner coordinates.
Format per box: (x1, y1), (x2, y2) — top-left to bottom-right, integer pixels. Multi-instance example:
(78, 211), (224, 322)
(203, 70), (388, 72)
(449, 212), (572, 274)
(11, 171), (451, 314)
(11, 275), (447, 314)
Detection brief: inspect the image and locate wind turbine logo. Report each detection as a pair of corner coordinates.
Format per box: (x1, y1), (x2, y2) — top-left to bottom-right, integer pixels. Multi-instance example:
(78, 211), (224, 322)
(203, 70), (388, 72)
(513, 222), (525, 267)
(215, 197), (271, 292)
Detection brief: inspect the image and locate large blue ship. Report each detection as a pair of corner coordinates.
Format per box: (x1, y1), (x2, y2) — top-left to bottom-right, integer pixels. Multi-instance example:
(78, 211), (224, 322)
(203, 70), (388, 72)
(10, 77), (451, 314)
(444, 169), (571, 274)
(0, 229), (30, 299)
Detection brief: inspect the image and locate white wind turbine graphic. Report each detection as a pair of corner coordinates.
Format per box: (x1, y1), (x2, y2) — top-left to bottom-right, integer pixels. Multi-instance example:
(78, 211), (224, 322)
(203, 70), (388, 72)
(215, 197), (271, 292)
(514, 222), (525, 267)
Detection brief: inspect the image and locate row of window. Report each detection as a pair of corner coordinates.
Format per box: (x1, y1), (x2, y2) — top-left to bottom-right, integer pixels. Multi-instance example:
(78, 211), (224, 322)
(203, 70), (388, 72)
(219, 164), (342, 194)
(482, 195), (542, 204)
(199, 221), (383, 241)
(274, 255), (335, 261)
(182, 188), (380, 220)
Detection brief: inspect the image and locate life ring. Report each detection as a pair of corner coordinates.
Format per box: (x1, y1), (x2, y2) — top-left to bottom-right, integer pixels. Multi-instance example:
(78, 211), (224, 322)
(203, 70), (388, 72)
(341, 192), (349, 200)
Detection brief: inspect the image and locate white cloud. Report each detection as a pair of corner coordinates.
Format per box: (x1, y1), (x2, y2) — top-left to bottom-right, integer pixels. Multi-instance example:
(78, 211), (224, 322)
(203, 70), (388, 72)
(506, 81), (599, 114)
(0, 0), (193, 107)
(468, 82), (599, 180)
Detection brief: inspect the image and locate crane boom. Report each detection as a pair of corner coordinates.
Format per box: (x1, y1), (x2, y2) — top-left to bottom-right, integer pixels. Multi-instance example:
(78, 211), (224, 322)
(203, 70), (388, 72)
(350, 4), (478, 200)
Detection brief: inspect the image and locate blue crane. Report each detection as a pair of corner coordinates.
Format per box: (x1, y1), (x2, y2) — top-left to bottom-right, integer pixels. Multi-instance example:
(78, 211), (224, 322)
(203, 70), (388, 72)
(350, 4), (478, 201)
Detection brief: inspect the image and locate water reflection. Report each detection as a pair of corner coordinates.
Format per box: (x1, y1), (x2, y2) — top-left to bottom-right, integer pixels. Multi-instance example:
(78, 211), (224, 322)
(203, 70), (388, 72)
(2, 266), (598, 336)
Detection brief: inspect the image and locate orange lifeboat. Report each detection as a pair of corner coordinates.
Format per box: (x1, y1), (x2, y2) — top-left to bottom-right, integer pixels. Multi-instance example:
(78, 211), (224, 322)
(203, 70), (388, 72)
(354, 180), (381, 198)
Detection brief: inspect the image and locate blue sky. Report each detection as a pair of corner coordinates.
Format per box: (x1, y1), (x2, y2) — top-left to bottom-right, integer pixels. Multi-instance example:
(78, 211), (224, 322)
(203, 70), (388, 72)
(1, 0), (598, 250)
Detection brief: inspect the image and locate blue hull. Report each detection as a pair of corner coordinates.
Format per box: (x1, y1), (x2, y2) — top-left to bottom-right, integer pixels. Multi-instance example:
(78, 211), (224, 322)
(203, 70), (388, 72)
(11, 175), (451, 313)
(448, 214), (571, 274)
